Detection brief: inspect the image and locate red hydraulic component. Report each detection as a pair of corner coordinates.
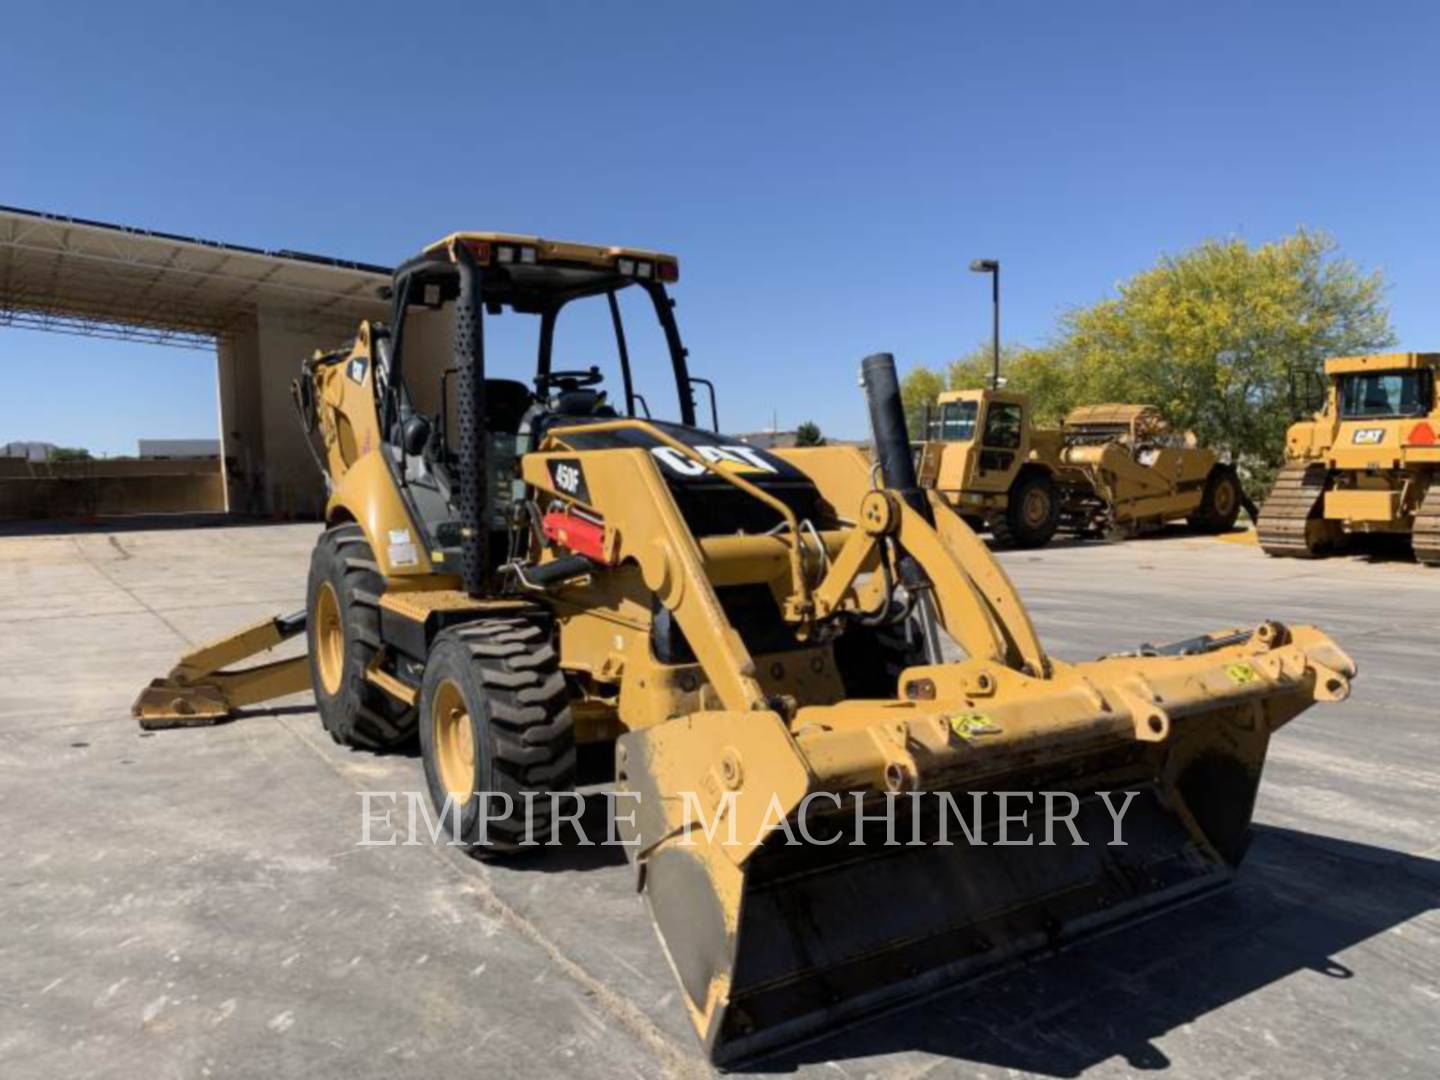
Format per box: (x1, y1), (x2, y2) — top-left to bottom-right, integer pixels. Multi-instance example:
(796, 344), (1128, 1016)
(542, 510), (608, 562)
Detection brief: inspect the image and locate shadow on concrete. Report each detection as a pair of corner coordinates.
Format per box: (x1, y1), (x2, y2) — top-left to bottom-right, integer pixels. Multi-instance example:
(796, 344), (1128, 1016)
(513, 789), (632, 872)
(1340, 533), (1429, 566)
(0, 511), (317, 537)
(987, 524), (1252, 554)
(748, 825), (1439, 1076)
(218, 703), (320, 723)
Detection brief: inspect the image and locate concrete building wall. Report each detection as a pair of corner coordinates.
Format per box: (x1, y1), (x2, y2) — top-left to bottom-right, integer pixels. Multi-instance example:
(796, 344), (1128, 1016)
(217, 307), (365, 519)
(0, 460), (224, 520)
(138, 438), (220, 459)
(216, 316), (264, 515)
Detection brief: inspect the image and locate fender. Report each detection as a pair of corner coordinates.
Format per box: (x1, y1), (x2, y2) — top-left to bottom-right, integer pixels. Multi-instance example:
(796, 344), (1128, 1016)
(326, 449), (435, 577)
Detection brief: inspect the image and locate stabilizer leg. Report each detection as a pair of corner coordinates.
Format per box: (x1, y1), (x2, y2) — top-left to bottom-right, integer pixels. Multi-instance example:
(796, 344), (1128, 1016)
(132, 610), (310, 729)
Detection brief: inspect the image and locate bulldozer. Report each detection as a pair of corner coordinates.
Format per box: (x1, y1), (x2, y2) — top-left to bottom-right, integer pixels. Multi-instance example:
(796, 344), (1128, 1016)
(134, 231), (1354, 1066)
(1258, 351), (1440, 562)
(917, 388), (1245, 547)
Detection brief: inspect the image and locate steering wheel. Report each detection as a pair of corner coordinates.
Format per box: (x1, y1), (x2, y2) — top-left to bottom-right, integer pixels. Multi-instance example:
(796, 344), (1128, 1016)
(537, 366), (604, 393)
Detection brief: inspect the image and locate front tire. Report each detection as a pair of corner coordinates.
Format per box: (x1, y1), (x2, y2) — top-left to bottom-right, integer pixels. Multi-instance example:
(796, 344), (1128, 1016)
(993, 470), (1060, 549)
(418, 616), (575, 855)
(1189, 465), (1243, 534)
(306, 524), (414, 750)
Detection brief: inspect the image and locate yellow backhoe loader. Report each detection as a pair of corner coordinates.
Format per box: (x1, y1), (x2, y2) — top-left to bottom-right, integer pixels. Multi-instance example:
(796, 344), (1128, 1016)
(918, 389), (1247, 547)
(1258, 351), (1440, 561)
(136, 232), (1354, 1066)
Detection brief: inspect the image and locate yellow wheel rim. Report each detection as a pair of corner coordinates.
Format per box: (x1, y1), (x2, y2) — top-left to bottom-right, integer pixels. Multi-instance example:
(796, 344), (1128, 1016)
(432, 678), (475, 801)
(314, 580), (345, 696)
(1022, 486), (1051, 528)
(1214, 479), (1237, 516)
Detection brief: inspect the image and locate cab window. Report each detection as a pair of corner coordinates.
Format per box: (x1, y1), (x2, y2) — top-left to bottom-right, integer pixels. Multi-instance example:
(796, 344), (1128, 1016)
(983, 401), (1023, 448)
(938, 400), (978, 441)
(1339, 370), (1433, 418)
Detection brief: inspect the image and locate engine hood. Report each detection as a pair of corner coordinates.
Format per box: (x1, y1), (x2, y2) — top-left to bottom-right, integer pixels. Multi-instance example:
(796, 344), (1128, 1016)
(546, 418), (827, 536)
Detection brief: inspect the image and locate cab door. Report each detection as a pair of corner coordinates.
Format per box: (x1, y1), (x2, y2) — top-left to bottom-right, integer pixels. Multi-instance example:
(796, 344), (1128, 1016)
(976, 398), (1025, 491)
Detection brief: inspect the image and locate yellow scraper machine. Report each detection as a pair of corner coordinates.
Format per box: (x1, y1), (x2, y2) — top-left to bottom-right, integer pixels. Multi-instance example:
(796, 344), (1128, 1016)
(134, 230), (1355, 1065)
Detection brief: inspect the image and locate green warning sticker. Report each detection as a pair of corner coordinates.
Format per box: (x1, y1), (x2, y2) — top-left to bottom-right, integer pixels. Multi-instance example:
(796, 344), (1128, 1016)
(1225, 662), (1259, 686)
(948, 712), (1002, 740)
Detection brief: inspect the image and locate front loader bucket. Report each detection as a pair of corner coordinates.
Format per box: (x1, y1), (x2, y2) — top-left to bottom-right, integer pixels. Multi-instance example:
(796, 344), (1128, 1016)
(616, 622), (1353, 1066)
(133, 611), (310, 729)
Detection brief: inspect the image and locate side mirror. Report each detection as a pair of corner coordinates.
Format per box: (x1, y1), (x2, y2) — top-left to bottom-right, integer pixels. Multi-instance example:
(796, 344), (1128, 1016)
(401, 413), (432, 457)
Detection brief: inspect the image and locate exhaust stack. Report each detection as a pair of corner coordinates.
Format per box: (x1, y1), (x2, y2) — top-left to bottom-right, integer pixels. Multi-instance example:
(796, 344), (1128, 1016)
(861, 352), (932, 523)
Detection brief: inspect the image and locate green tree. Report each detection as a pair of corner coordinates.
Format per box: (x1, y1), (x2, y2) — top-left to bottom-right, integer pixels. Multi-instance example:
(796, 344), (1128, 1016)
(794, 421), (826, 447)
(899, 365), (945, 438)
(901, 229), (1392, 490)
(48, 446), (92, 462)
(1056, 229), (1392, 482)
(901, 344), (1074, 436)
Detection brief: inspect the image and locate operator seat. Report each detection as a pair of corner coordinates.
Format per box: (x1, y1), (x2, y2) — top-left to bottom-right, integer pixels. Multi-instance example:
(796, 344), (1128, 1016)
(483, 378), (535, 434)
(523, 387), (618, 450)
(553, 387), (618, 419)
(1364, 381), (1391, 414)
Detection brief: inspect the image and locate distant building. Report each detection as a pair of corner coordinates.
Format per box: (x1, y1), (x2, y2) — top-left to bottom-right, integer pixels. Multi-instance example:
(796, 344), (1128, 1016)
(138, 438), (221, 460)
(1, 440), (58, 462)
(734, 430), (798, 450)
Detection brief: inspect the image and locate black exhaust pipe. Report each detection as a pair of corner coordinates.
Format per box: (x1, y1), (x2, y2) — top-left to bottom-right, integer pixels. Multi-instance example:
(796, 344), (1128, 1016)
(859, 352), (945, 664)
(454, 248), (489, 598)
(860, 352), (932, 524)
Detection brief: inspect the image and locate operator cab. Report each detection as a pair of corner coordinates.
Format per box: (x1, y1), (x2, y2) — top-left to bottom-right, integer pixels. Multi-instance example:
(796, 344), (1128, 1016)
(370, 233), (711, 581)
(1336, 367), (1434, 419)
(921, 388), (1028, 484)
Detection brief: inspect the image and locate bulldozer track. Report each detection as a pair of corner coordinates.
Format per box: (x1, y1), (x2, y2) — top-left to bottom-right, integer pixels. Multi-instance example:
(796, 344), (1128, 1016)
(1412, 485), (1440, 566)
(1257, 462), (1329, 558)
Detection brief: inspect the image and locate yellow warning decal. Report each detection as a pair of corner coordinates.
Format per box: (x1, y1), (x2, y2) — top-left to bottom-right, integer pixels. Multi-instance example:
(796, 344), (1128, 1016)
(948, 712), (1002, 740)
(1225, 662), (1259, 686)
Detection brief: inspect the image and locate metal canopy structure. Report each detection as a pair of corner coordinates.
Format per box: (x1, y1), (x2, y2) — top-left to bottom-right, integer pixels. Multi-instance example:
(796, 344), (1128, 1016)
(0, 205), (389, 348)
(0, 205), (399, 516)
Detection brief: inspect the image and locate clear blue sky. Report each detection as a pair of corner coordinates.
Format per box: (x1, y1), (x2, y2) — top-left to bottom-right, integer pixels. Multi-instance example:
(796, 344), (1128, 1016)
(3, 1), (1437, 454)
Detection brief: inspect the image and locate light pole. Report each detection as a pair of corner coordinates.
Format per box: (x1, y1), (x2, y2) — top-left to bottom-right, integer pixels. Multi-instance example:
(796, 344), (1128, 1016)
(969, 258), (1000, 388)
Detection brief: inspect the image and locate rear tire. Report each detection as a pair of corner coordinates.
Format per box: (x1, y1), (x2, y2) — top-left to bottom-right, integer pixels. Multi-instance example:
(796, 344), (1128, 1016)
(993, 470), (1060, 549)
(1189, 465), (1243, 534)
(306, 524), (414, 751)
(418, 616), (575, 855)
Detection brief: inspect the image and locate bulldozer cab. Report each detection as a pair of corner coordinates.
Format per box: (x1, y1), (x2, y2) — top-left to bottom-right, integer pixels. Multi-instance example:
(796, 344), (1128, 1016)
(355, 234), (710, 589)
(1280, 353), (1440, 466)
(1332, 361), (1434, 420)
(919, 387), (1030, 494)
